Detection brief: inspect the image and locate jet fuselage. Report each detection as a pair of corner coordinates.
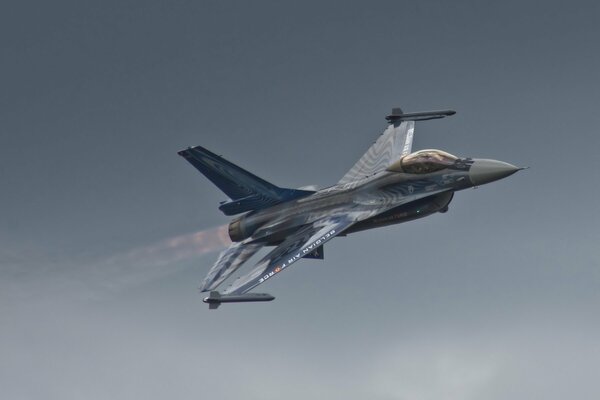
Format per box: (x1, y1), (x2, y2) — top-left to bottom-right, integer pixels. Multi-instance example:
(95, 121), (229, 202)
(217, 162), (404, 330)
(228, 155), (518, 244)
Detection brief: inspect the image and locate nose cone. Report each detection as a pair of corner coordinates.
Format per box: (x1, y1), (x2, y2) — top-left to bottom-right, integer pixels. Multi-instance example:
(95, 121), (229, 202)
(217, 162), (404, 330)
(469, 159), (520, 186)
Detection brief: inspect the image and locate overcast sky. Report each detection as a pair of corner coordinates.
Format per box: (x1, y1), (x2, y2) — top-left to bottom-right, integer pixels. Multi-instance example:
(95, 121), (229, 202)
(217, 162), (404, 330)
(2, 1), (600, 399)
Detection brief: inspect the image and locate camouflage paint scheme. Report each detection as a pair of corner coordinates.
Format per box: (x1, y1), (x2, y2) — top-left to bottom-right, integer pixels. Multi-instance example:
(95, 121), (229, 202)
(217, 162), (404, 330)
(178, 108), (521, 308)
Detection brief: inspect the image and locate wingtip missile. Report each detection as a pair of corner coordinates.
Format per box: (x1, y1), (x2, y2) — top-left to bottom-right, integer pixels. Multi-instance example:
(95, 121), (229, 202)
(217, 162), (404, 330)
(203, 291), (275, 309)
(386, 108), (456, 122)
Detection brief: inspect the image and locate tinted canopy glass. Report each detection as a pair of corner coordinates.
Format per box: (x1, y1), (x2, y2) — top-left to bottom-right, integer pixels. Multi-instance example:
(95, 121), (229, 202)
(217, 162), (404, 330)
(400, 149), (458, 174)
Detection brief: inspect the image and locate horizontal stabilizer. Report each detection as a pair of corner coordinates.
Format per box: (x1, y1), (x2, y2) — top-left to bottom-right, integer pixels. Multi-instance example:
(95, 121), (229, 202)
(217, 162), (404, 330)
(219, 194), (279, 216)
(202, 291), (275, 309)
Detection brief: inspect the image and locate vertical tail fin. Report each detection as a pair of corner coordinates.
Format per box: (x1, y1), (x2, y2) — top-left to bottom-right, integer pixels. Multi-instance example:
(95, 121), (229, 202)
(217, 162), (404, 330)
(178, 146), (314, 215)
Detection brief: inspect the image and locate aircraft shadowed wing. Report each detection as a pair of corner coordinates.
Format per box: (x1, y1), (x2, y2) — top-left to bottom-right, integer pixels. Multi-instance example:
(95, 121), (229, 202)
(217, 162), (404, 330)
(222, 214), (369, 295)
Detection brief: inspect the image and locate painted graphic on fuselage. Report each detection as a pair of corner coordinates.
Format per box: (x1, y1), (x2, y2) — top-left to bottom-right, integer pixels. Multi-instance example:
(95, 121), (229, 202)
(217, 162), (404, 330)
(258, 229), (336, 284)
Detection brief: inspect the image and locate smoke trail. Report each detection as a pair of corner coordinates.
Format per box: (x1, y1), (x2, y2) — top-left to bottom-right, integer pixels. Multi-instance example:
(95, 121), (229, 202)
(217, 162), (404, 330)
(0, 226), (232, 301)
(88, 225), (231, 291)
(103, 225), (230, 270)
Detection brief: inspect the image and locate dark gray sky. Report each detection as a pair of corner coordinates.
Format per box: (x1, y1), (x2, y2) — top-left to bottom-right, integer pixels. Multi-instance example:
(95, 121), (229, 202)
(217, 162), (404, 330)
(2, 1), (600, 399)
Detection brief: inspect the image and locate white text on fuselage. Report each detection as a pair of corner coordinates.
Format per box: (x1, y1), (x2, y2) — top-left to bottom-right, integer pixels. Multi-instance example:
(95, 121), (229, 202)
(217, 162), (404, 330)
(258, 229), (336, 283)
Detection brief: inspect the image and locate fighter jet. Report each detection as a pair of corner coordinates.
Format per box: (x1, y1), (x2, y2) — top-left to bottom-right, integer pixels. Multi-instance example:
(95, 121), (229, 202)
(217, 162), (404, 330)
(178, 108), (522, 308)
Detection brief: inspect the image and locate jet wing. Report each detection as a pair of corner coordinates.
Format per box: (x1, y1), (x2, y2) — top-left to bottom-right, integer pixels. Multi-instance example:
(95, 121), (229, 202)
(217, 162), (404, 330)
(222, 214), (366, 295)
(338, 121), (415, 185)
(200, 240), (263, 292)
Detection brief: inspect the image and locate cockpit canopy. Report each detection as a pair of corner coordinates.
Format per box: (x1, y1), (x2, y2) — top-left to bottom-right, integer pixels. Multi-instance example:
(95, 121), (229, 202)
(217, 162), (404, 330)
(387, 149), (459, 174)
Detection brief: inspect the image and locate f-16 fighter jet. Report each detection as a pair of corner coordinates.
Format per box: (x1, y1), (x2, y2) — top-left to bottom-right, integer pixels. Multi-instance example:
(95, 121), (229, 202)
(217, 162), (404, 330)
(178, 108), (522, 308)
